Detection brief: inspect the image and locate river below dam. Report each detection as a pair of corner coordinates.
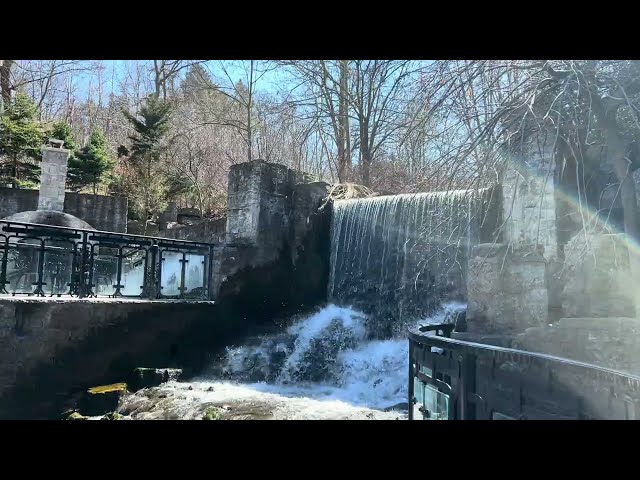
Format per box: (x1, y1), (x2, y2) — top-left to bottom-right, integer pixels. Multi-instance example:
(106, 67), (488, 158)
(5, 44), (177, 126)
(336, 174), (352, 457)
(110, 302), (465, 420)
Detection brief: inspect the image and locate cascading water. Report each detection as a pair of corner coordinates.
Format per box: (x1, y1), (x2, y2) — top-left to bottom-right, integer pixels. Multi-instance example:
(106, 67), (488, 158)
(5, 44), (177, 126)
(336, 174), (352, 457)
(329, 189), (491, 336)
(214, 302), (466, 410)
(120, 187), (496, 419)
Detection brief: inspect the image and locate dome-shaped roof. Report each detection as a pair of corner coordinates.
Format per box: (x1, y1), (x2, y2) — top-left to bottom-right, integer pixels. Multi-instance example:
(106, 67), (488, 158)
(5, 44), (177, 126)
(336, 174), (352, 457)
(1, 210), (95, 230)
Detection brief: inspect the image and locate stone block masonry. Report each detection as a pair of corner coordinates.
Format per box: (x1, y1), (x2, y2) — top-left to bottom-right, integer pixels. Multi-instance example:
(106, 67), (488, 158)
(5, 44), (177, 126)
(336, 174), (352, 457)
(38, 146), (69, 212)
(467, 243), (548, 334)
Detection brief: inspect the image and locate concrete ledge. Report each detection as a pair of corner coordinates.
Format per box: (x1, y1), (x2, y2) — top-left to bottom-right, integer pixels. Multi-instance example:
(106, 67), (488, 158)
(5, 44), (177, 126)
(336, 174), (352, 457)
(0, 299), (226, 419)
(514, 317), (640, 375)
(0, 296), (215, 305)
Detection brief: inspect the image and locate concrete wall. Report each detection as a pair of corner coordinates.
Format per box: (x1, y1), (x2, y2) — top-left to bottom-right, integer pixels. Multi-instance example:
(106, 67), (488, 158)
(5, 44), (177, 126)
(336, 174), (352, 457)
(0, 297), (241, 419)
(467, 243), (548, 334)
(561, 232), (635, 318)
(514, 317), (640, 375)
(0, 187), (128, 232)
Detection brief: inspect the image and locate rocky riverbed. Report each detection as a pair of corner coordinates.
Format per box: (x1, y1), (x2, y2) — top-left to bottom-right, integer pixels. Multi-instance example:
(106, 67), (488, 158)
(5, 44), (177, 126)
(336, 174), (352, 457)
(110, 381), (405, 420)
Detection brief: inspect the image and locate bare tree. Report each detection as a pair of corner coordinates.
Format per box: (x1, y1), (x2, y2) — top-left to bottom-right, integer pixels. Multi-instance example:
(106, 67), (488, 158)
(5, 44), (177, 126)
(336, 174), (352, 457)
(0, 60), (14, 114)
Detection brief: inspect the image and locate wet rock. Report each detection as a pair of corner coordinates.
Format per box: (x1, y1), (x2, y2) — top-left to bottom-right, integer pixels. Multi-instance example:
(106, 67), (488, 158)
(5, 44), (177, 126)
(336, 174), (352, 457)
(84, 383), (128, 416)
(221, 402), (274, 420)
(283, 318), (361, 383)
(129, 368), (183, 392)
(202, 406), (222, 420)
(66, 411), (88, 420)
(383, 402), (409, 412)
(101, 411), (123, 420)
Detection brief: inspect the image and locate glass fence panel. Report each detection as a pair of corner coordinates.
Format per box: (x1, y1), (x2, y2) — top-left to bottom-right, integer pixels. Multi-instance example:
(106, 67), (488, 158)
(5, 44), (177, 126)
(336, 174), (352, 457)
(120, 249), (146, 296)
(160, 251), (183, 297)
(92, 246), (118, 296)
(43, 241), (74, 296)
(6, 242), (40, 294)
(183, 253), (205, 298)
(0, 221), (214, 300)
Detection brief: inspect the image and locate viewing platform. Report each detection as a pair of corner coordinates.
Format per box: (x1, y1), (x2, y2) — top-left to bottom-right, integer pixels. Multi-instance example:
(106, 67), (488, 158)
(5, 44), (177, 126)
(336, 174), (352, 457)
(0, 220), (217, 301)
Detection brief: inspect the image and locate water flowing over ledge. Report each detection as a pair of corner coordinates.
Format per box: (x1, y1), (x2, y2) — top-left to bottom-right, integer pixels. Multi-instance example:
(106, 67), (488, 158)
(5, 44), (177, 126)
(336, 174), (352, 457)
(329, 189), (494, 336)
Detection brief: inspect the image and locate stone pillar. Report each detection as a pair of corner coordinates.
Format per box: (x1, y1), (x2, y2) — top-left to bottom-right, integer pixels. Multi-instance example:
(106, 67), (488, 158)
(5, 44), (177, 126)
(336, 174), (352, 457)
(501, 139), (559, 260)
(225, 160), (301, 251)
(38, 142), (70, 212)
(466, 136), (560, 334)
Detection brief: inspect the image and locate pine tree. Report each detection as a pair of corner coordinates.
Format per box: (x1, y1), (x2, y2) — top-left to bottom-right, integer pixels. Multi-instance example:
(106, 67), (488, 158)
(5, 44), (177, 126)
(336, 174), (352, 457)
(0, 93), (45, 188)
(50, 121), (77, 153)
(68, 129), (113, 194)
(122, 95), (172, 233)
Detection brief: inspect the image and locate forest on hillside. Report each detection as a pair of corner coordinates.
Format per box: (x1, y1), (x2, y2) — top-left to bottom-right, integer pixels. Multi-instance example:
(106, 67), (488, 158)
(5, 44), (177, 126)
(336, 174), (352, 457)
(2, 60), (640, 238)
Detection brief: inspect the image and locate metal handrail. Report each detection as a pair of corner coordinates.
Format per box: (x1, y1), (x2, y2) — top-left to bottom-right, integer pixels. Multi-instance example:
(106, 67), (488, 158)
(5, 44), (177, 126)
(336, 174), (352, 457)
(408, 325), (640, 420)
(0, 220), (217, 300)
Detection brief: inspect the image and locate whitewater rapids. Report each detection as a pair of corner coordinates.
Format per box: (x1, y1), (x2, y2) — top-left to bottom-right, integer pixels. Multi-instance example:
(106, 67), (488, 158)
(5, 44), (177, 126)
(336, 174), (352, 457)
(116, 302), (465, 420)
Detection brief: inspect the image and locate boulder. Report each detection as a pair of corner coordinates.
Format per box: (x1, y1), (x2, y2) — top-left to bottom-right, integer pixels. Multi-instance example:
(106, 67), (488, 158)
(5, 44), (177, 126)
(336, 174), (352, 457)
(101, 411), (124, 420)
(66, 411), (88, 420)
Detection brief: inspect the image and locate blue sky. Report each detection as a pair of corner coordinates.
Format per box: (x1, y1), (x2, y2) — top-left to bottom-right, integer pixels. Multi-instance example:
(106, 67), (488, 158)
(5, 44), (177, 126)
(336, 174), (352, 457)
(71, 60), (289, 101)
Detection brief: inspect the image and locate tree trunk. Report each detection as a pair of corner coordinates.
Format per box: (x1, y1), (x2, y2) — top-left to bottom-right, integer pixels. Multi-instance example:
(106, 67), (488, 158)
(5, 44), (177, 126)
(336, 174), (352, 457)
(247, 60), (254, 162)
(153, 60), (162, 99)
(360, 118), (371, 186)
(599, 107), (640, 317)
(337, 60), (350, 182)
(12, 152), (18, 188)
(0, 60), (14, 115)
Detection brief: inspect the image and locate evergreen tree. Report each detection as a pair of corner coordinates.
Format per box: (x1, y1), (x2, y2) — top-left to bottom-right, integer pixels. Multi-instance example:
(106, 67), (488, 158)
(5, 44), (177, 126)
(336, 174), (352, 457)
(122, 95), (172, 233)
(49, 121), (77, 153)
(0, 93), (45, 188)
(68, 129), (113, 194)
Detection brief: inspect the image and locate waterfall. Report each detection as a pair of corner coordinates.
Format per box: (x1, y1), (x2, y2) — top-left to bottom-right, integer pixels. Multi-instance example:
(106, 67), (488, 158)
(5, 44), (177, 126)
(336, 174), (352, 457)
(329, 189), (490, 336)
(125, 187), (497, 418)
(203, 302), (466, 411)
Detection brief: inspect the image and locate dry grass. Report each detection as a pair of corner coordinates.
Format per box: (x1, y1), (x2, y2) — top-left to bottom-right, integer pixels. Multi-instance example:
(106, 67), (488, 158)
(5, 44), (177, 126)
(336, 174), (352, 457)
(319, 183), (376, 211)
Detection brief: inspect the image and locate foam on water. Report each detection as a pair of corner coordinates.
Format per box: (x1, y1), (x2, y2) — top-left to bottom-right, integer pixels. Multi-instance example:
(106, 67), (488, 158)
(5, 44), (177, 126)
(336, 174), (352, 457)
(198, 301), (465, 411)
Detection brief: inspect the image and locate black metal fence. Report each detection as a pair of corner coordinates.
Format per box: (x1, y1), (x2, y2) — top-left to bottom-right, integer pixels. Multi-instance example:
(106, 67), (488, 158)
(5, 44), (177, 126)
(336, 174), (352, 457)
(409, 325), (640, 420)
(0, 220), (216, 300)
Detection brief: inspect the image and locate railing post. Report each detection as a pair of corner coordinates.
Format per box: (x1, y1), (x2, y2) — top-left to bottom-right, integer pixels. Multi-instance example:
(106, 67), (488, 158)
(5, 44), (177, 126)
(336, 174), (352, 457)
(459, 353), (477, 420)
(33, 240), (46, 297)
(408, 339), (415, 420)
(78, 231), (89, 298)
(112, 246), (124, 297)
(147, 243), (159, 299)
(178, 252), (187, 298)
(210, 245), (217, 300)
(0, 237), (9, 294)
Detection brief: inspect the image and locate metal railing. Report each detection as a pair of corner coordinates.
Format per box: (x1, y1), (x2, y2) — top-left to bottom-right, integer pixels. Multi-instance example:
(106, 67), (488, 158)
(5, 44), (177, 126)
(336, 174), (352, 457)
(0, 220), (216, 300)
(409, 325), (640, 420)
